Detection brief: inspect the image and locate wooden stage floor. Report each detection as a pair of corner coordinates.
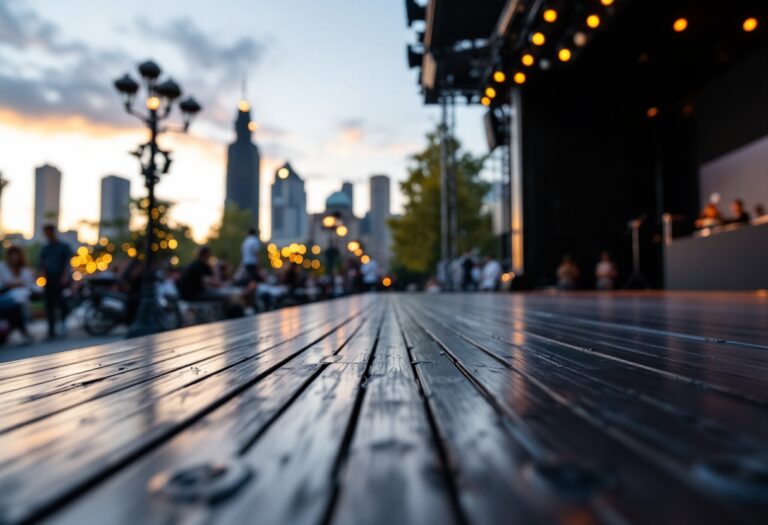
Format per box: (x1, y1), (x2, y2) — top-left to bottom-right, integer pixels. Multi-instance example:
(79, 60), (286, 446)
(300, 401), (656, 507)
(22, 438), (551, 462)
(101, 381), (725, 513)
(0, 292), (767, 524)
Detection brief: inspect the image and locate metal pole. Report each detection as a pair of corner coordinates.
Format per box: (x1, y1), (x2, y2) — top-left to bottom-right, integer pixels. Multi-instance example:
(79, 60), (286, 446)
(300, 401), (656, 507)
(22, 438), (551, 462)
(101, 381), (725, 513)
(447, 97), (458, 264)
(439, 97), (451, 290)
(128, 108), (163, 337)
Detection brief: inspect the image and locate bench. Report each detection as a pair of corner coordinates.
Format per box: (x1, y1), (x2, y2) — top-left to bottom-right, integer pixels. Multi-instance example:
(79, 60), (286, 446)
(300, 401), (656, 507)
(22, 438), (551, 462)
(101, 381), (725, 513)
(0, 293), (766, 524)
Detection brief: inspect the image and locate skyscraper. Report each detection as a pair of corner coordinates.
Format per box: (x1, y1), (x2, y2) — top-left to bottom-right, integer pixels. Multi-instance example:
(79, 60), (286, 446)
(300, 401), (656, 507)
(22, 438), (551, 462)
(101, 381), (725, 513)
(34, 164), (61, 239)
(369, 174), (391, 268)
(225, 100), (261, 234)
(270, 162), (308, 246)
(99, 175), (131, 240)
(341, 181), (354, 211)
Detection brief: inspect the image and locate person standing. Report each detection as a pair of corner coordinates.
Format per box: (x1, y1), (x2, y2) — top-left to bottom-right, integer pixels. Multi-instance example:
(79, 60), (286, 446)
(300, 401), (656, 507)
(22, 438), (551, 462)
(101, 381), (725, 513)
(479, 256), (501, 291)
(38, 225), (72, 338)
(241, 228), (262, 284)
(361, 257), (380, 292)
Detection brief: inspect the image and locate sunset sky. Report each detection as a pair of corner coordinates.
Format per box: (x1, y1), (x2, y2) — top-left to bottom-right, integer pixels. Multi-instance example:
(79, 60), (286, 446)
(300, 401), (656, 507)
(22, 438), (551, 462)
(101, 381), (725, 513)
(0, 0), (491, 243)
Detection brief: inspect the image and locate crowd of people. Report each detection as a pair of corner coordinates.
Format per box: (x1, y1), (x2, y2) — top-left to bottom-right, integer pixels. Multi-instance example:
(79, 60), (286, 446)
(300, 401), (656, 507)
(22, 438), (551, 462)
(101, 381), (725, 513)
(695, 198), (765, 229)
(0, 224), (392, 345)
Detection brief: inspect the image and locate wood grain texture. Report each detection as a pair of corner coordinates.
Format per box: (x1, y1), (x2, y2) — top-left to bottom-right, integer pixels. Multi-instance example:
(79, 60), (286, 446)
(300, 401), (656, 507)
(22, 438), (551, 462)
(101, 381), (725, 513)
(0, 292), (765, 525)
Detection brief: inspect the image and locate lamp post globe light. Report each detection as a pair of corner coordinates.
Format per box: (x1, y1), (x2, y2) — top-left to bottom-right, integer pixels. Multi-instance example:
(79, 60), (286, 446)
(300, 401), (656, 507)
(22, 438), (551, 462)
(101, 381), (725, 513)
(114, 59), (201, 338)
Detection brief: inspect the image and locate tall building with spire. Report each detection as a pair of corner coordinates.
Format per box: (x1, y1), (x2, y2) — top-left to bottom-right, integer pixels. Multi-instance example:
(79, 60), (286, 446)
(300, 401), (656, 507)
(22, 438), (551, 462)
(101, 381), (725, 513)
(225, 99), (261, 234)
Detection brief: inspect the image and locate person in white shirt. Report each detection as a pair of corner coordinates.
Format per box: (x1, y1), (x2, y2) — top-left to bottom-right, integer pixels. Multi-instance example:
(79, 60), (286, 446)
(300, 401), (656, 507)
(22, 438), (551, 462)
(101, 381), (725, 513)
(479, 256), (502, 291)
(361, 258), (380, 292)
(241, 228), (262, 284)
(0, 246), (38, 342)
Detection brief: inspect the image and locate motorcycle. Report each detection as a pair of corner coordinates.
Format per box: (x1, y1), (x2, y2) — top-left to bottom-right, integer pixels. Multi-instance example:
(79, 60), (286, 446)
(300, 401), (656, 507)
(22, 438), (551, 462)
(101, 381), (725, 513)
(81, 275), (181, 335)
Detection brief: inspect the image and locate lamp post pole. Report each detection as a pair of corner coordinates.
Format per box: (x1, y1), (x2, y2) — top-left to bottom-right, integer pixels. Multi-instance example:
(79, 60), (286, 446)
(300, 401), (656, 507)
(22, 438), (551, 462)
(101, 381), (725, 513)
(114, 59), (201, 338)
(131, 107), (161, 337)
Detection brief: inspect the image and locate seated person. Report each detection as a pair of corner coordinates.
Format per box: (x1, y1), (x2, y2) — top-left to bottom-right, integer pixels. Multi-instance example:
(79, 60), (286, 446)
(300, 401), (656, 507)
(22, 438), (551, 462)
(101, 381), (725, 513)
(556, 255), (580, 290)
(595, 251), (618, 290)
(176, 246), (224, 302)
(754, 204), (766, 218)
(694, 203), (723, 229)
(728, 199), (751, 224)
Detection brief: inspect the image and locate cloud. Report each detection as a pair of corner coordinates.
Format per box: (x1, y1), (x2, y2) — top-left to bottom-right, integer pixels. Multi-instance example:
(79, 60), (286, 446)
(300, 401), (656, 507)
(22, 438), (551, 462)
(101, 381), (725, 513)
(337, 118), (366, 144)
(135, 17), (267, 78)
(0, 4), (272, 136)
(0, 2), (137, 130)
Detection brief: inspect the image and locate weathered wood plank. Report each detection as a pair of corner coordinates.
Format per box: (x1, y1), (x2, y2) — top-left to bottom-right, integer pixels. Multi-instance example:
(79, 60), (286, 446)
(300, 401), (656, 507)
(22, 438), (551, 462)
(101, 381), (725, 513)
(402, 298), (766, 524)
(328, 303), (459, 525)
(0, 301), (371, 524)
(43, 310), (376, 525)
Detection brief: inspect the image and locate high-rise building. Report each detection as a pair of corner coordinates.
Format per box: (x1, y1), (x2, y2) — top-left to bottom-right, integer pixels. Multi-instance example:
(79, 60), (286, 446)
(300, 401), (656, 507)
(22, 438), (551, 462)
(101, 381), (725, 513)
(341, 181), (354, 211)
(225, 100), (261, 234)
(270, 162), (308, 246)
(34, 164), (62, 239)
(99, 175), (131, 240)
(368, 174), (392, 268)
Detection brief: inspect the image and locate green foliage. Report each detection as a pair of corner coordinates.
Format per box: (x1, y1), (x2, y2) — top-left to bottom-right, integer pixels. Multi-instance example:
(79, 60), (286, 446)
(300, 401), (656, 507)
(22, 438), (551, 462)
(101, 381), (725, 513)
(107, 197), (198, 266)
(207, 203), (256, 267)
(388, 129), (494, 275)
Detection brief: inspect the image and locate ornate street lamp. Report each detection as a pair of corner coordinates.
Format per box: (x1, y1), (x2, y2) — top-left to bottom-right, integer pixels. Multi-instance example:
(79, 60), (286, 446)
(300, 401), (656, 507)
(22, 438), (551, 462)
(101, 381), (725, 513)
(114, 59), (201, 337)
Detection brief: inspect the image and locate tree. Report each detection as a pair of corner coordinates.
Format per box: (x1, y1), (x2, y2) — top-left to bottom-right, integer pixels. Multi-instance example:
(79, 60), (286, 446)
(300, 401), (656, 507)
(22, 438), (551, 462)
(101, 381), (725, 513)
(207, 203), (256, 267)
(388, 128), (494, 276)
(106, 198), (198, 268)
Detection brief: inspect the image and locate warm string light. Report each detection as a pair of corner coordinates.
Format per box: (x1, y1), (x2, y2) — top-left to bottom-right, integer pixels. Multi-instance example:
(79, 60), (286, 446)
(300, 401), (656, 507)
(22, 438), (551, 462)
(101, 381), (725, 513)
(531, 32), (546, 46)
(493, 71), (506, 83)
(673, 18), (688, 32)
(558, 48), (572, 62)
(543, 9), (558, 23)
(513, 72), (527, 85)
(522, 54), (535, 67)
(587, 14), (601, 29)
(743, 17), (758, 32)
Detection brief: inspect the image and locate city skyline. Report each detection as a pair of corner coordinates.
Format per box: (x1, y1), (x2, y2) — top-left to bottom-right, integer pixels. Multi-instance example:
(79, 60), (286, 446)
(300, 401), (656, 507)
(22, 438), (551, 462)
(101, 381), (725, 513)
(0, 0), (491, 243)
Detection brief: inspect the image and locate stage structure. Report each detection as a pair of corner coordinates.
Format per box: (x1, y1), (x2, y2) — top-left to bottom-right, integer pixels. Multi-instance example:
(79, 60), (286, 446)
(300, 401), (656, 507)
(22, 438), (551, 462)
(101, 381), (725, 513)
(405, 0), (768, 289)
